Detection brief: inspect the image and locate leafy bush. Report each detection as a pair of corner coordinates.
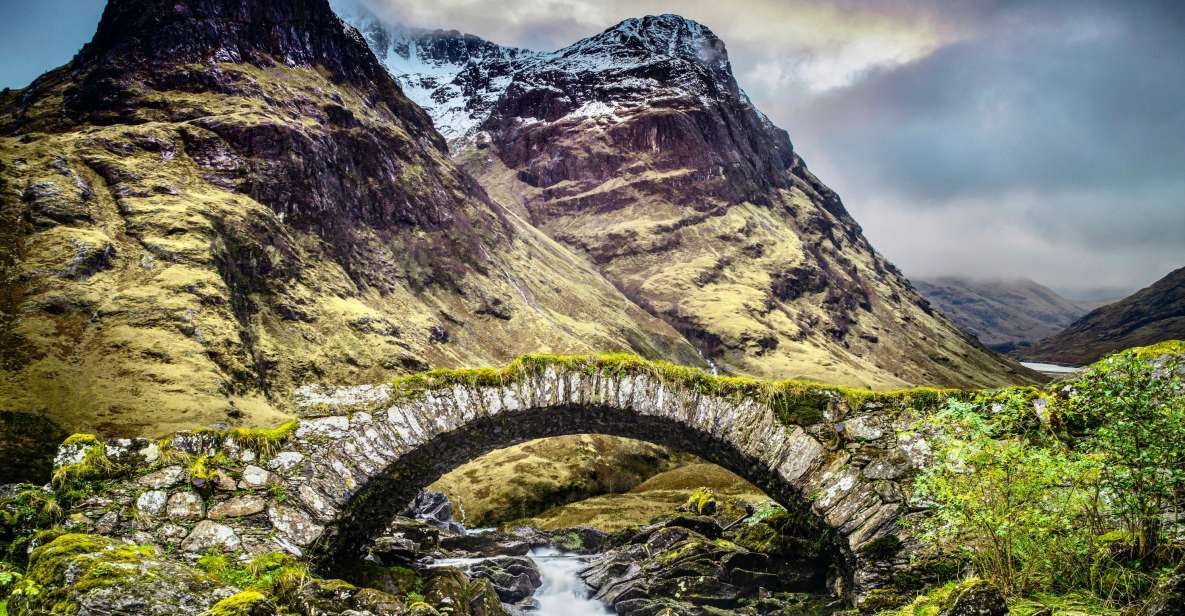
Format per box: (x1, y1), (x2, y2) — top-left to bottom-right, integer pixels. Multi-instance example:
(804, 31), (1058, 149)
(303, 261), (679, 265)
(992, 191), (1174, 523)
(1058, 350), (1185, 560)
(915, 399), (1101, 596)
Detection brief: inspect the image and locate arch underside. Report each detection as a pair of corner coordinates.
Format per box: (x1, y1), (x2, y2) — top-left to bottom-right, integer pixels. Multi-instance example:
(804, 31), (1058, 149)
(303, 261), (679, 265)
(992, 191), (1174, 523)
(309, 403), (851, 582)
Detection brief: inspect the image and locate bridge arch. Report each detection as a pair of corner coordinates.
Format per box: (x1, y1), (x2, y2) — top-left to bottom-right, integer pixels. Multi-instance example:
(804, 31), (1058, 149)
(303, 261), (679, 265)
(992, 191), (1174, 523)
(58, 356), (939, 603)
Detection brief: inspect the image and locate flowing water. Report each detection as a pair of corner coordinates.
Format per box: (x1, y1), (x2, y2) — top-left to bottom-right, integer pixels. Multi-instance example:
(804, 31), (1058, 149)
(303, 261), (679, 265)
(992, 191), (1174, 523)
(528, 547), (614, 615)
(431, 547), (612, 615)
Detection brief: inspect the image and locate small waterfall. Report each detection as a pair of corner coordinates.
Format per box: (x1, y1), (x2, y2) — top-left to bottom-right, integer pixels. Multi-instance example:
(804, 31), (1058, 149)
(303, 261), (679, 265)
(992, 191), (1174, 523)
(529, 547), (613, 615)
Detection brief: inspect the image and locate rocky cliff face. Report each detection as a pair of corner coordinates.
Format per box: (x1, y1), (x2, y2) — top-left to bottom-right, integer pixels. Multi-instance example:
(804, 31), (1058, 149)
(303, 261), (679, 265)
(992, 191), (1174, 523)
(355, 13), (1038, 388)
(1023, 266), (1185, 365)
(0, 0), (699, 444)
(913, 277), (1088, 353)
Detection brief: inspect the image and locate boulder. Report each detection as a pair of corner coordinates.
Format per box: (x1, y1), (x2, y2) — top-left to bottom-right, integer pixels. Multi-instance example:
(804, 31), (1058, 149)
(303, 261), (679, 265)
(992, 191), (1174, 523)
(439, 531), (530, 557)
(403, 490), (465, 534)
(463, 556), (542, 604)
(8, 534), (226, 615)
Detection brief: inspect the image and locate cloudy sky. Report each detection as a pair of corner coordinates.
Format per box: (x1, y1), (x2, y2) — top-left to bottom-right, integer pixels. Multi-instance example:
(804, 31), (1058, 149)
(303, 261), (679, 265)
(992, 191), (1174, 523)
(3, 1), (1182, 298)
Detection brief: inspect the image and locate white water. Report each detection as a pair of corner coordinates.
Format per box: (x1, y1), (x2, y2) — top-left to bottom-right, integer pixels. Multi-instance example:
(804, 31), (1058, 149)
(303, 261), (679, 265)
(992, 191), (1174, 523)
(431, 547), (612, 615)
(529, 547), (614, 616)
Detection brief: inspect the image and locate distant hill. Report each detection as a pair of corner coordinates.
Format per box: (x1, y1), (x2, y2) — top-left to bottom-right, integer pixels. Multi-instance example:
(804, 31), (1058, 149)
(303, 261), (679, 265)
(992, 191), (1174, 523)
(1022, 267), (1185, 365)
(913, 277), (1088, 352)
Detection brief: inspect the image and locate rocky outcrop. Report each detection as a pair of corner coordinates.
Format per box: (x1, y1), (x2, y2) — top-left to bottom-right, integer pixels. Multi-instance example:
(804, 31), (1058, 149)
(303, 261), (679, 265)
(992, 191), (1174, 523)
(581, 493), (834, 615)
(1024, 266), (1185, 365)
(353, 11), (1040, 390)
(1142, 561), (1185, 616)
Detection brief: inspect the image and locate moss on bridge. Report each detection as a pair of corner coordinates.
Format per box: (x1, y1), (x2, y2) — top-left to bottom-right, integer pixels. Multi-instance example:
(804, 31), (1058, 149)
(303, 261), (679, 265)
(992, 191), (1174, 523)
(388, 352), (987, 426)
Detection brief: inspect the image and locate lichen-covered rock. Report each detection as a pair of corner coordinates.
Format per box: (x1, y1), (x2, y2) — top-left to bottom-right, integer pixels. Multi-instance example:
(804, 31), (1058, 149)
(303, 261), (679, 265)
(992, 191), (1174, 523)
(209, 495), (268, 519)
(136, 489), (169, 516)
(7, 533), (228, 615)
(240, 465), (272, 489)
(167, 491), (205, 520)
(181, 520), (241, 552)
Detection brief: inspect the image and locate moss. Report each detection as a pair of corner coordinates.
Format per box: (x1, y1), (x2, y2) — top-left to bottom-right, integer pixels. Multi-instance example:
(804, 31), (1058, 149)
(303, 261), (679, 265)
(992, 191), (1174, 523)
(225, 420), (299, 458)
(61, 434), (99, 448)
(8, 533), (162, 612)
(50, 443), (122, 493)
(390, 353), (984, 430)
(197, 551), (305, 592)
(1121, 339), (1185, 361)
(874, 580), (959, 616)
(205, 590), (276, 615)
(686, 488), (717, 516)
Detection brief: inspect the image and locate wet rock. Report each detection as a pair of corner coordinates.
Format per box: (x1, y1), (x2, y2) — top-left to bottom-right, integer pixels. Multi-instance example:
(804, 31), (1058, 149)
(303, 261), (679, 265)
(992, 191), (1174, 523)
(370, 535), (422, 565)
(403, 490), (466, 534)
(463, 556), (542, 604)
(439, 531), (530, 557)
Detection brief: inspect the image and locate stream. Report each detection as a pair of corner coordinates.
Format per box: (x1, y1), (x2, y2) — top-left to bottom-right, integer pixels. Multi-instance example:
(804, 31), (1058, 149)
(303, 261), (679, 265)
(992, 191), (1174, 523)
(433, 547), (612, 615)
(529, 547), (613, 615)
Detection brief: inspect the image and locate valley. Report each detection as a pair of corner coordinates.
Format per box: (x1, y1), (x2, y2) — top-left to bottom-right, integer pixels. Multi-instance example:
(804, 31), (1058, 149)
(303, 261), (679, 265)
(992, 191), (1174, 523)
(0, 1), (1181, 616)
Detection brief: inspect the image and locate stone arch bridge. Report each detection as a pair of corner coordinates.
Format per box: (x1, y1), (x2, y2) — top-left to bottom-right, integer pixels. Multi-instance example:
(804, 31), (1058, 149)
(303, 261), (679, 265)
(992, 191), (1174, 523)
(55, 356), (950, 603)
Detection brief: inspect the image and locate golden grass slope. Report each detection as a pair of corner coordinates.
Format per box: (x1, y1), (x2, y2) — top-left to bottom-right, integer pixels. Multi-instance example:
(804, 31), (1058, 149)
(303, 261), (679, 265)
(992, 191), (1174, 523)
(0, 61), (698, 440)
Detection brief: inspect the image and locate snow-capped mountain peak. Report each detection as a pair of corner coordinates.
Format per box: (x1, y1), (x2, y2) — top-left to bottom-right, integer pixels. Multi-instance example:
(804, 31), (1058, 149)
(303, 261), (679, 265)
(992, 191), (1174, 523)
(560, 14), (732, 77)
(348, 11), (747, 147)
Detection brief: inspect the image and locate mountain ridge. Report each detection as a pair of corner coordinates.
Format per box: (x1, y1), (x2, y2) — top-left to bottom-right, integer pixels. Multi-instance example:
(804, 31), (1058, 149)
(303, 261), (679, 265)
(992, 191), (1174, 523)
(913, 276), (1089, 353)
(354, 10), (1040, 388)
(1022, 266), (1185, 365)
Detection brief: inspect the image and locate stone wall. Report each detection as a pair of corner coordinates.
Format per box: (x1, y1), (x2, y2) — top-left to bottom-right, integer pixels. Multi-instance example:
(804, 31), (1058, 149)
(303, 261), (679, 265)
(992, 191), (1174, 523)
(57, 363), (943, 603)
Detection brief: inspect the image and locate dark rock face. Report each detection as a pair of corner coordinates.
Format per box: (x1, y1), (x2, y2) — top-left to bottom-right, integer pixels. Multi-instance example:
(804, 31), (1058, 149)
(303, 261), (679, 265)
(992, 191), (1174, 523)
(403, 490), (465, 534)
(1143, 562), (1185, 616)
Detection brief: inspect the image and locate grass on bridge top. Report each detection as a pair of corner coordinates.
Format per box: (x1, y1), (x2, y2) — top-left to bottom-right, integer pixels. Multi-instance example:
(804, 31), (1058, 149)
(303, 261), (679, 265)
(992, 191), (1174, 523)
(389, 352), (973, 424)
